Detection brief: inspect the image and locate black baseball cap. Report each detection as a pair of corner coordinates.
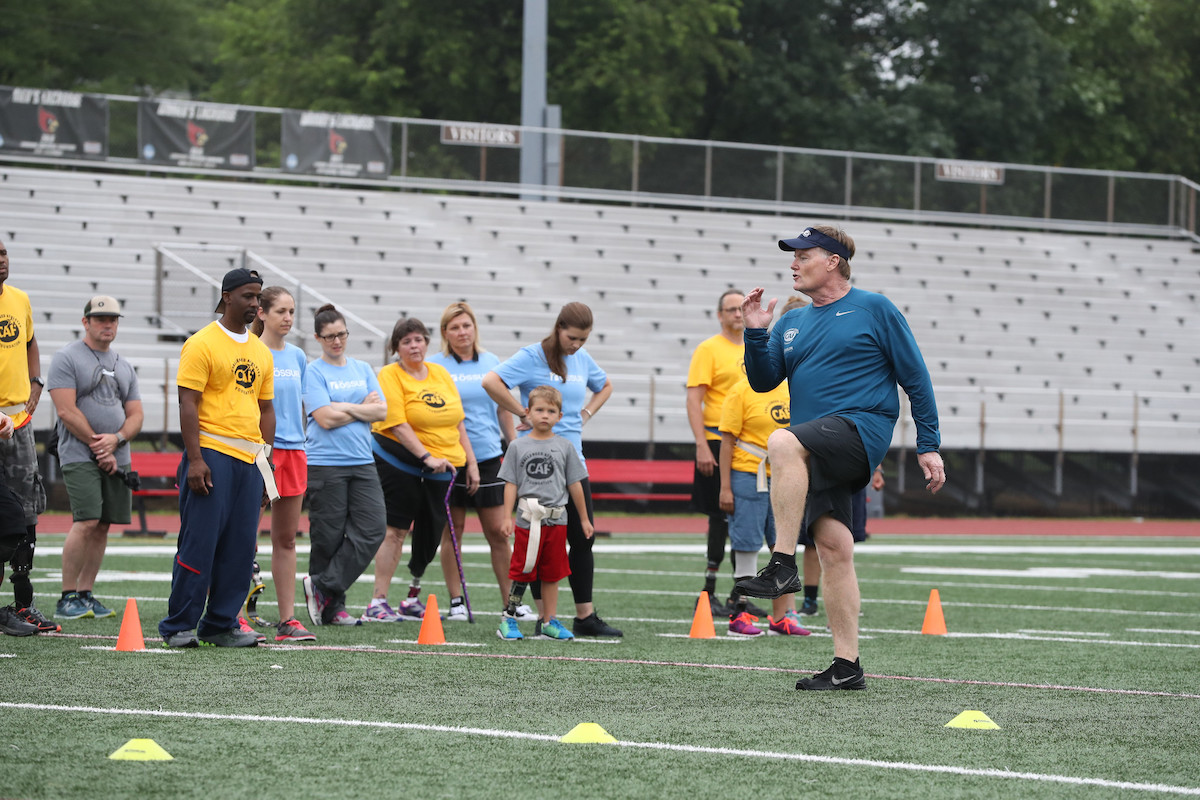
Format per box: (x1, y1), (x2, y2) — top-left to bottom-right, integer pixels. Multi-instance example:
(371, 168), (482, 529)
(214, 268), (263, 313)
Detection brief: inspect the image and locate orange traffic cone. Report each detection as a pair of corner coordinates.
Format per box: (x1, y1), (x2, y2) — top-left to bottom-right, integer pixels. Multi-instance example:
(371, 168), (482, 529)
(921, 589), (947, 635)
(416, 594), (447, 645)
(689, 592), (716, 639)
(115, 598), (146, 651)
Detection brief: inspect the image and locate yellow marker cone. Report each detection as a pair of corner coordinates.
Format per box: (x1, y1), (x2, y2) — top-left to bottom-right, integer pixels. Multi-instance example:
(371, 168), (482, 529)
(560, 723), (617, 744)
(109, 739), (174, 760)
(944, 710), (1000, 730)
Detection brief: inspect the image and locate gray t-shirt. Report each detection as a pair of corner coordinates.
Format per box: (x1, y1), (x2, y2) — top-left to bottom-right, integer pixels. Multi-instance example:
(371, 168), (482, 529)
(47, 340), (140, 466)
(498, 434), (587, 527)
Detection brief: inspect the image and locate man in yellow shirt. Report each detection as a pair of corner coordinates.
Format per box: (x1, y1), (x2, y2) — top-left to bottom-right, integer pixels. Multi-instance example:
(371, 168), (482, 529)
(159, 269), (275, 648)
(0, 240), (51, 635)
(686, 289), (745, 615)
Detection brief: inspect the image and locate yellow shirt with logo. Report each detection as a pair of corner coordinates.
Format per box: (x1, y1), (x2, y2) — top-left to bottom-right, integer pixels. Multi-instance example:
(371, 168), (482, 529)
(686, 333), (745, 440)
(176, 322), (274, 463)
(0, 285), (34, 407)
(373, 361), (466, 466)
(719, 378), (790, 477)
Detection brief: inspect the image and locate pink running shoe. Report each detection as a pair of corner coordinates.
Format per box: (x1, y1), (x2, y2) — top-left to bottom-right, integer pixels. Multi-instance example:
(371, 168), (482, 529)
(768, 613), (812, 636)
(727, 611), (764, 637)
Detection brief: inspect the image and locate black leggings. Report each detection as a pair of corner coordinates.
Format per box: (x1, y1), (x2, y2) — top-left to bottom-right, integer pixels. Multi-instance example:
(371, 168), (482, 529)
(531, 477), (595, 606)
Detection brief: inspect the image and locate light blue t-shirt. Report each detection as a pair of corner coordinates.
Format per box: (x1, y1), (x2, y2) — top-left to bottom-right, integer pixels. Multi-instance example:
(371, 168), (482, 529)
(493, 343), (607, 462)
(428, 350), (504, 462)
(302, 357), (383, 466)
(268, 343), (307, 450)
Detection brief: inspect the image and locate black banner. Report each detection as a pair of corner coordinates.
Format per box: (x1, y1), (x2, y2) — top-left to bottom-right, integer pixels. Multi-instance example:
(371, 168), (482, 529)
(281, 110), (391, 179)
(138, 99), (254, 170)
(0, 85), (108, 160)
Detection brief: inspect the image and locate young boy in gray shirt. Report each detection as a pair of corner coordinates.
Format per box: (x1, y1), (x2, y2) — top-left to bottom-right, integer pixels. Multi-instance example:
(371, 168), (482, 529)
(497, 385), (592, 641)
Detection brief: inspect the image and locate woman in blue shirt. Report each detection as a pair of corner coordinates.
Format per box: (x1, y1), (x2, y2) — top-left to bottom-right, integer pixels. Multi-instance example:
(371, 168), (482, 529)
(482, 302), (621, 637)
(300, 304), (388, 628)
(252, 287), (313, 641)
(427, 302), (534, 622)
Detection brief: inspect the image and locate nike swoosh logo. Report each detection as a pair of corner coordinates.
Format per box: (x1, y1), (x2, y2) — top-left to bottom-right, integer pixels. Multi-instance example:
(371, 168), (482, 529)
(835, 310), (856, 316)
(830, 674), (859, 686)
(820, 425), (835, 432)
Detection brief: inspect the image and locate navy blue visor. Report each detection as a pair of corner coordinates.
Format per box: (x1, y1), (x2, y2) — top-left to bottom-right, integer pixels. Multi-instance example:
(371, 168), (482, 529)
(778, 228), (852, 261)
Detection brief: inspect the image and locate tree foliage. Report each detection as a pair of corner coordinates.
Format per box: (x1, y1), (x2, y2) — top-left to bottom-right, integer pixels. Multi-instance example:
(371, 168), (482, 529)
(2, 0), (1197, 178)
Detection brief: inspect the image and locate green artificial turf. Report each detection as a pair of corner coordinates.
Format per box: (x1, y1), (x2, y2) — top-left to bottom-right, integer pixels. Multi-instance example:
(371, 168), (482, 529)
(3, 532), (1198, 799)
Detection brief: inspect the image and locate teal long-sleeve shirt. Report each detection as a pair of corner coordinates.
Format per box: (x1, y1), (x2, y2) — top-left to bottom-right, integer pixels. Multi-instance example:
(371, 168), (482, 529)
(744, 287), (941, 472)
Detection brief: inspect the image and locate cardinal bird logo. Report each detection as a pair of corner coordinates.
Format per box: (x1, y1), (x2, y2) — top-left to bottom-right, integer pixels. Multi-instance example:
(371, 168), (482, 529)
(188, 121), (209, 147)
(38, 107), (59, 134)
(329, 129), (348, 155)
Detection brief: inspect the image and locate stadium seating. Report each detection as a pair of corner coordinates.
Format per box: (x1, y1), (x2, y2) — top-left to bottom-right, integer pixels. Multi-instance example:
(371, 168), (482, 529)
(2, 164), (1197, 452)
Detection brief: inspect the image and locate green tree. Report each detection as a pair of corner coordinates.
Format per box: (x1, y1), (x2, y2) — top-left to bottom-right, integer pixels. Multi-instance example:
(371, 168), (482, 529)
(0, 0), (217, 95)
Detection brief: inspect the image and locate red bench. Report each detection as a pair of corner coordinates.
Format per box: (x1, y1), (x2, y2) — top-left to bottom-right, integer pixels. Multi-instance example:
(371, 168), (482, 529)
(129, 451), (181, 536)
(586, 458), (693, 502)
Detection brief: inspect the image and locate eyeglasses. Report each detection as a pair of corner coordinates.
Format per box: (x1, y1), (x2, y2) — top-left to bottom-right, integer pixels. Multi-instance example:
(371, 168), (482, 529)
(319, 331), (350, 342)
(720, 307), (742, 314)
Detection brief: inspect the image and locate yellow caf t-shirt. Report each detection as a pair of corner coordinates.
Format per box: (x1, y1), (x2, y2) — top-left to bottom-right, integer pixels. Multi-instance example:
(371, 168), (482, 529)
(373, 361), (466, 466)
(176, 322), (274, 463)
(686, 333), (745, 440)
(0, 285), (34, 407)
(719, 378), (790, 477)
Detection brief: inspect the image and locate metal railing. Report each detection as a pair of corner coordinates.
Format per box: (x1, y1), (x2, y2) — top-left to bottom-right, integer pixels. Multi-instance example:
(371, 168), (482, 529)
(2, 89), (1196, 240)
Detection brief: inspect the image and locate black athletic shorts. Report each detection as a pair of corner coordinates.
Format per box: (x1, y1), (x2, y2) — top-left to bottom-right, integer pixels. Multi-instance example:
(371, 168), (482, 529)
(450, 455), (506, 509)
(786, 415), (870, 538)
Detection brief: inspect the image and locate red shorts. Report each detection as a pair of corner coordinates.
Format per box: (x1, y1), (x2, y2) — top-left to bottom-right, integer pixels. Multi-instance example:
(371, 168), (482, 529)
(508, 523), (570, 583)
(273, 448), (308, 498)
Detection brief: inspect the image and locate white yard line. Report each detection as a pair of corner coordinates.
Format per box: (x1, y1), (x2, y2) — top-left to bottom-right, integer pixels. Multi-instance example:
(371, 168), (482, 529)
(2, 702), (1198, 796)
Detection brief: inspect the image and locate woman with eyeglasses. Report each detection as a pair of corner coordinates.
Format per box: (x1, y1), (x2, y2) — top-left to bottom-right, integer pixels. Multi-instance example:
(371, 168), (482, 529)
(299, 304), (387, 628)
(367, 317), (477, 622)
(426, 302), (535, 622)
(481, 301), (621, 637)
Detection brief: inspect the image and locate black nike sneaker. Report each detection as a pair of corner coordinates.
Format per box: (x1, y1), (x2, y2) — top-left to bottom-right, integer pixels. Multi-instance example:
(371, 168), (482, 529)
(734, 560), (801, 599)
(796, 659), (866, 691)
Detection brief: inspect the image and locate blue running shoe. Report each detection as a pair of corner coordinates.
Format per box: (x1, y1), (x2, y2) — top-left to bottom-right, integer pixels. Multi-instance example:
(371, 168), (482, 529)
(537, 618), (574, 640)
(55, 592), (94, 620)
(497, 615), (524, 640)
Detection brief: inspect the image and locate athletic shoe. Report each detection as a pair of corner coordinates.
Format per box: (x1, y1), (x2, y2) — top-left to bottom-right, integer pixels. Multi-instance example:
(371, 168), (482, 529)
(275, 618), (317, 642)
(537, 618), (574, 640)
(796, 659), (866, 691)
(85, 594), (116, 619)
(799, 597), (819, 616)
(497, 615), (524, 640)
(0, 605), (40, 637)
(238, 616), (267, 644)
(727, 611), (764, 637)
(767, 614), (811, 636)
(398, 598), (425, 621)
(444, 603), (469, 622)
(55, 592), (94, 620)
(734, 560), (801, 599)
(728, 596), (769, 618)
(302, 576), (327, 627)
(707, 593), (734, 618)
(199, 627), (260, 647)
(360, 601), (402, 623)
(512, 603), (538, 622)
(328, 611), (362, 626)
(572, 612), (623, 637)
(16, 605), (60, 633)
(162, 629), (199, 648)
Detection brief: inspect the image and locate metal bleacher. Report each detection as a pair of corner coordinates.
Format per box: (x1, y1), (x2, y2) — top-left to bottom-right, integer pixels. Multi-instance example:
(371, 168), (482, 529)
(3, 164), (1198, 453)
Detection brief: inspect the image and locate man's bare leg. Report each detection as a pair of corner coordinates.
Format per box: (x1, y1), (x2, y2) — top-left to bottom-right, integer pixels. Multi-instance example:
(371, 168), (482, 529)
(811, 514), (859, 662)
(766, 428), (809, 556)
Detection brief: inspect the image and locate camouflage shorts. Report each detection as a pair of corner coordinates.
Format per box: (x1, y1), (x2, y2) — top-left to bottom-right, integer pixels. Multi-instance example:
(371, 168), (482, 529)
(0, 423), (47, 525)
